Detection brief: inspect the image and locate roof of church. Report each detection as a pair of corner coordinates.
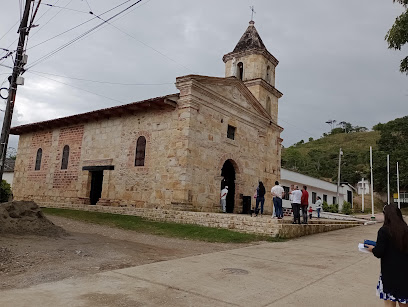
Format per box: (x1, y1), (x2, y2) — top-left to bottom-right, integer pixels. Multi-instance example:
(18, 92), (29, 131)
(233, 21), (266, 53)
(10, 94), (179, 135)
(223, 21), (278, 66)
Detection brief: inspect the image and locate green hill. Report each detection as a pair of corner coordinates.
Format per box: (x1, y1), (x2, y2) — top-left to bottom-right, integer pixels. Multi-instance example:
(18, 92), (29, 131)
(282, 131), (380, 185)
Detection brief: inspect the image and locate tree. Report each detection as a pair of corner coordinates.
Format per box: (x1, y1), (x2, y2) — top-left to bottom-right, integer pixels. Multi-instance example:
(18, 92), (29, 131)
(0, 180), (11, 202)
(386, 0), (408, 74)
(373, 116), (408, 192)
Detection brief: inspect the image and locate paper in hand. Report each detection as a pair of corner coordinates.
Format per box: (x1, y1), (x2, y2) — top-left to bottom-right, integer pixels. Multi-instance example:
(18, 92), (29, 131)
(358, 243), (370, 254)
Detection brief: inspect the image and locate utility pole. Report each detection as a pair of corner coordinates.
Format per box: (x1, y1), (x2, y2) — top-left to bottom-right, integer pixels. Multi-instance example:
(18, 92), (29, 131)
(370, 146), (375, 220)
(0, 0), (33, 182)
(336, 148), (343, 210)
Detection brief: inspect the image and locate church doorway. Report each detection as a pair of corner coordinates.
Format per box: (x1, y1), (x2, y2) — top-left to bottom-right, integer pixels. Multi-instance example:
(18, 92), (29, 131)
(90, 171), (103, 205)
(221, 160), (236, 213)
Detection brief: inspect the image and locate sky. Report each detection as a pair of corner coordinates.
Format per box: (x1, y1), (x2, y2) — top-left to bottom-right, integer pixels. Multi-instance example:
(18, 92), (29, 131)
(0, 0), (407, 152)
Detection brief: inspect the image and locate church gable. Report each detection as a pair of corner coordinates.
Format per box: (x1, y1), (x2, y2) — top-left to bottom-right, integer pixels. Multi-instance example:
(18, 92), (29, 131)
(177, 75), (271, 120)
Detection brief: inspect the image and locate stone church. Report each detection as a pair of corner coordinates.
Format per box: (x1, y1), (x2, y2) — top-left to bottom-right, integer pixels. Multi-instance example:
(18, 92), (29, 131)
(11, 21), (283, 213)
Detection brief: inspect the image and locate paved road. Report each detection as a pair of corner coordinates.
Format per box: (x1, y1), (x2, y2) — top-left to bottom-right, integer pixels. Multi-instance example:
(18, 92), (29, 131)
(0, 223), (383, 307)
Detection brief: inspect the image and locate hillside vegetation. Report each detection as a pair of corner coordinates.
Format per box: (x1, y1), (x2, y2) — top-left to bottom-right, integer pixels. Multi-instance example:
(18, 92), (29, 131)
(282, 131), (380, 185)
(282, 116), (408, 194)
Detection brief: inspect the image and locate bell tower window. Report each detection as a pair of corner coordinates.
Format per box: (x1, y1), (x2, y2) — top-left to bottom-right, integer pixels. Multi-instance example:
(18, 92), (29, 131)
(237, 62), (244, 80)
(266, 66), (271, 83)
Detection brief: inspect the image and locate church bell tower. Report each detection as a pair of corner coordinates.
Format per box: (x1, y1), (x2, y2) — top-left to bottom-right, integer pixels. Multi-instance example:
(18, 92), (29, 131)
(222, 21), (283, 123)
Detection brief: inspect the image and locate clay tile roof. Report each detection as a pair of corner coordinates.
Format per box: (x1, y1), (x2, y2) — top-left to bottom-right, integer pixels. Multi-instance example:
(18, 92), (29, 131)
(4, 158), (15, 172)
(10, 94), (179, 135)
(233, 21), (266, 53)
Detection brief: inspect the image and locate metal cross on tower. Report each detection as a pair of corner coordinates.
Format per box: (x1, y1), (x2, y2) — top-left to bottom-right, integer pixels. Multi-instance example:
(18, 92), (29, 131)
(250, 6), (256, 21)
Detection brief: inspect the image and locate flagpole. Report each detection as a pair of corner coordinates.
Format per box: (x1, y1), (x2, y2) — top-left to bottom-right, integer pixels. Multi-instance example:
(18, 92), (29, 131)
(370, 146), (375, 220)
(362, 178), (365, 212)
(397, 162), (400, 209)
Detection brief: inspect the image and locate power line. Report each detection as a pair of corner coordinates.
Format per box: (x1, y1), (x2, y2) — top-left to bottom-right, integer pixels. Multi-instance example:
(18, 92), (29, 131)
(27, 0), (139, 51)
(95, 14), (193, 73)
(0, 22), (19, 44)
(29, 71), (127, 104)
(26, 0), (145, 70)
(35, 2), (90, 14)
(30, 70), (174, 85)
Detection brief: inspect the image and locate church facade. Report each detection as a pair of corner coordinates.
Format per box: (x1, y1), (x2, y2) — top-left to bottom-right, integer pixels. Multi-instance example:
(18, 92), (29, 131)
(11, 21), (283, 213)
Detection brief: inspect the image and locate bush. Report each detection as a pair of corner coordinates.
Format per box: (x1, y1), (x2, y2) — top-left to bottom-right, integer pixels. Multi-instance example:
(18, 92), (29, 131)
(322, 201), (339, 213)
(342, 201), (352, 215)
(0, 180), (11, 202)
(322, 201), (329, 212)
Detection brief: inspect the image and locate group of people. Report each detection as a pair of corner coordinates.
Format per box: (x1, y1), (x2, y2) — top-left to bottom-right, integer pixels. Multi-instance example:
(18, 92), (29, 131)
(221, 181), (324, 223)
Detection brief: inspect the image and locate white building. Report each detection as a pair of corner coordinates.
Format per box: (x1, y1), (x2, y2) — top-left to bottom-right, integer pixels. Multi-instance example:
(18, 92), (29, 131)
(357, 179), (370, 195)
(3, 158), (15, 188)
(280, 169), (354, 210)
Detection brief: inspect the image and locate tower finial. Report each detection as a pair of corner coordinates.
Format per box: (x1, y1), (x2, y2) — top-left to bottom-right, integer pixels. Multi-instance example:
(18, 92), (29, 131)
(250, 5), (256, 22)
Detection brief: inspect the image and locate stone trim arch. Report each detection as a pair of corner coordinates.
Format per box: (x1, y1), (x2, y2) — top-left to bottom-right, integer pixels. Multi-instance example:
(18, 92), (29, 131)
(217, 154), (243, 175)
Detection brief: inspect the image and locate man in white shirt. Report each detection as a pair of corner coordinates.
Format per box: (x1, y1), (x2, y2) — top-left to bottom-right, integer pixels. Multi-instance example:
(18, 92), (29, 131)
(271, 181), (285, 219)
(220, 186), (228, 213)
(290, 185), (302, 224)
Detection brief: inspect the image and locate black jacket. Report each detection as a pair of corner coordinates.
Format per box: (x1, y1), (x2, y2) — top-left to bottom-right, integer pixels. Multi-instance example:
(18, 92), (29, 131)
(372, 226), (408, 298)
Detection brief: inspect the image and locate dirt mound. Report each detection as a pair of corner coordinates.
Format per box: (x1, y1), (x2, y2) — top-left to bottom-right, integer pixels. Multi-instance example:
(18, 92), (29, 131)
(0, 201), (67, 237)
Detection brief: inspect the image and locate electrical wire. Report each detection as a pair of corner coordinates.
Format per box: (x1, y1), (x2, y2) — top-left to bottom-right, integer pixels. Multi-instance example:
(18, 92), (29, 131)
(34, 2), (90, 14)
(30, 70), (173, 85)
(27, 0), (138, 51)
(95, 13), (193, 73)
(0, 22), (19, 44)
(26, 0), (145, 70)
(29, 71), (127, 104)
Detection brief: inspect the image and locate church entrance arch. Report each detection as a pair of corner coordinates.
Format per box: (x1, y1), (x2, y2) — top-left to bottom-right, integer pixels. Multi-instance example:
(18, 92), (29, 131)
(221, 159), (236, 213)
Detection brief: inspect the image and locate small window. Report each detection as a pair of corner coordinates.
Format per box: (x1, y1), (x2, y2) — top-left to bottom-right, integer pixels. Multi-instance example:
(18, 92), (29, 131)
(283, 186), (290, 200)
(35, 148), (42, 171)
(61, 145), (70, 170)
(312, 192), (317, 204)
(237, 62), (244, 80)
(227, 125), (236, 140)
(323, 194), (327, 203)
(266, 65), (270, 83)
(333, 196), (337, 205)
(266, 97), (271, 115)
(135, 136), (146, 166)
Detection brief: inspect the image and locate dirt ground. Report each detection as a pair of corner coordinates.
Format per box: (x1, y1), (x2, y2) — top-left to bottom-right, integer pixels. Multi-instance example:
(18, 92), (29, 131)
(0, 215), (251, 290)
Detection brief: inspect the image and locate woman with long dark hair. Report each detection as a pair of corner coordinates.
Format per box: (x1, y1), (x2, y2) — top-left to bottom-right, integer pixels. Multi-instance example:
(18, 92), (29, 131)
(366, 204), (408, 306)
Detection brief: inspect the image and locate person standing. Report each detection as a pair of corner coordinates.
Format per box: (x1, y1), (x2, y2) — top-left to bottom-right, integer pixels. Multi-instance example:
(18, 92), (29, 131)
(315, 196), (322, 218)
(301, 185), (309, 224)
(255, 181), (266, 216)
(365, 204), (408, 306)
(308, 204), (313, 220)
(220, 186), (228, 213)
(271, 181), (285, 219)
(290, 185), (302, 224)
(289, 184), (295, 222)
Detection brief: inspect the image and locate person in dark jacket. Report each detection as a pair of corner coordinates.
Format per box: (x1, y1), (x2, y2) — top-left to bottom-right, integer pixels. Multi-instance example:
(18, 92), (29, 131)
(365, 204), (408, 306)
(255, 181), (266, 216)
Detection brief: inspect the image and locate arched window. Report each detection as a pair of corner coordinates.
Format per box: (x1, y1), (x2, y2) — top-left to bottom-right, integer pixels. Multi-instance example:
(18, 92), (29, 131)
(135, 136), (146, 166)
(266, 97), (272, 115)
(61, 145), (70, 170)
(237, 62), (244, 80)
(266, 66), (271, 83)
(35, 148), (42, 171)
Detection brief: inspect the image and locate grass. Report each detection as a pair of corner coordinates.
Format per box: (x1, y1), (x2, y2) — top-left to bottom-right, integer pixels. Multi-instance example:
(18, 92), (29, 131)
(43, 208), (285, 243)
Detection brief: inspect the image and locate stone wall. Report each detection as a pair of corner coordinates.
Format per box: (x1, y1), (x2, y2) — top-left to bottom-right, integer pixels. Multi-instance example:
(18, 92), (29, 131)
(40, 203), (362, 238)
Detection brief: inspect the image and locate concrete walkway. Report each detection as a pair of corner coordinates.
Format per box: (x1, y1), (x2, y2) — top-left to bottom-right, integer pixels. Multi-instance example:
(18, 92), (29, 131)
(1, 224), (383, 307)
